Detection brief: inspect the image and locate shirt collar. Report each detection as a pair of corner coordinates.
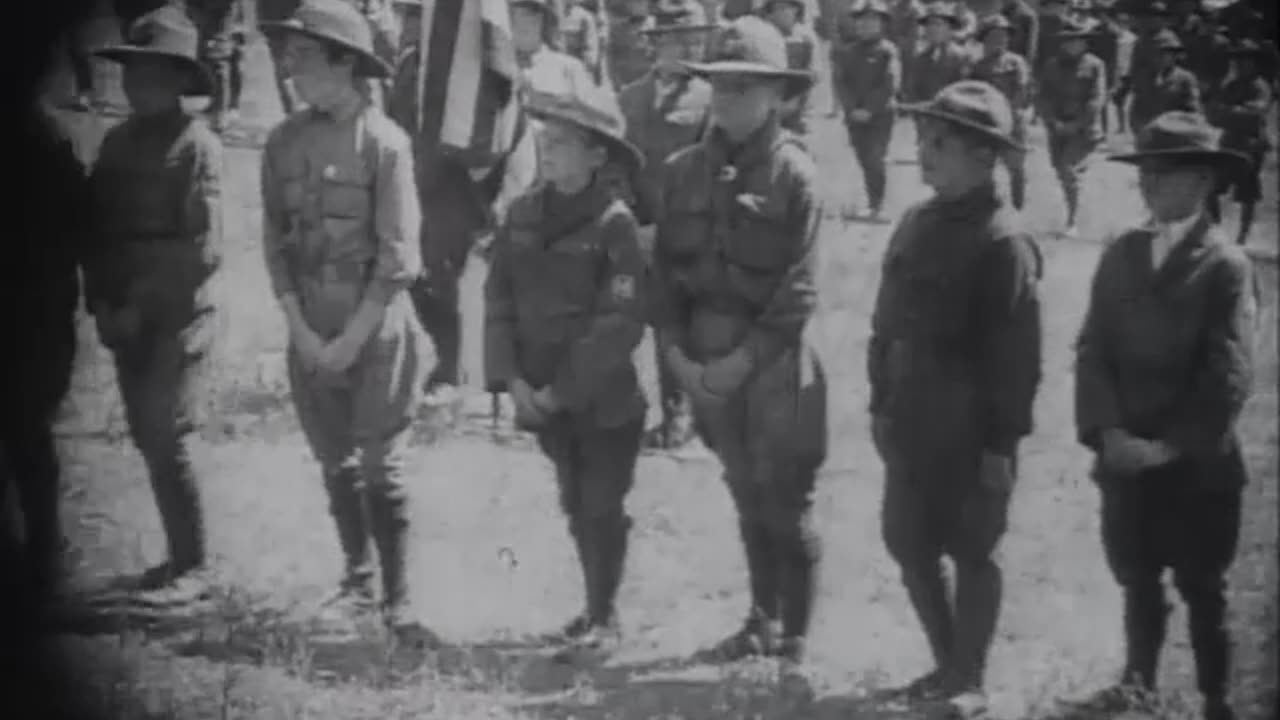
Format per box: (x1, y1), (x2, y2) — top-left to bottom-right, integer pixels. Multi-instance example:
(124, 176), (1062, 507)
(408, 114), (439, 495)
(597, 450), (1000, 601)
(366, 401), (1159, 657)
(1147, 212), (1201, 244)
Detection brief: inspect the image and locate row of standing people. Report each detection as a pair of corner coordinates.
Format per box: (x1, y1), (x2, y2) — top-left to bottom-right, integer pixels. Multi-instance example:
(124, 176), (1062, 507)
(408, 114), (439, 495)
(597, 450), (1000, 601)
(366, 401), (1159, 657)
(6, 3), (1262, 720)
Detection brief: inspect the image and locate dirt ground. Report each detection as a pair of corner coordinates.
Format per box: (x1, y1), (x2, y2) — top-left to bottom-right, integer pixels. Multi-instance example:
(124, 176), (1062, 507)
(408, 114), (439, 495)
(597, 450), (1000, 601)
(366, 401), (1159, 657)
(32, 16), (1279, 720)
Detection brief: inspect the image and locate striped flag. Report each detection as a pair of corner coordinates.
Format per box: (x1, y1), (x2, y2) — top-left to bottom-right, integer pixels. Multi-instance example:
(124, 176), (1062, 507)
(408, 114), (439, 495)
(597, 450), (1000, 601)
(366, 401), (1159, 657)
(415, 0), (522, 170)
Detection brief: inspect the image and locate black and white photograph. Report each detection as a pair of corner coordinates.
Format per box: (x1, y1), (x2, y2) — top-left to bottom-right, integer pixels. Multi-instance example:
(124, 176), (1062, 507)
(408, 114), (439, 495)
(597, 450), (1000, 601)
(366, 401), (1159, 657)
(4, 0), (1276, 718)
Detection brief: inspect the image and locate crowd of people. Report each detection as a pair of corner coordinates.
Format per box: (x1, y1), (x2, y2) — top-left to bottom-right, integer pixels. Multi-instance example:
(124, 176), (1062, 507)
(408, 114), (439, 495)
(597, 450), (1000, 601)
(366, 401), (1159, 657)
(6, 1), (1272, 719)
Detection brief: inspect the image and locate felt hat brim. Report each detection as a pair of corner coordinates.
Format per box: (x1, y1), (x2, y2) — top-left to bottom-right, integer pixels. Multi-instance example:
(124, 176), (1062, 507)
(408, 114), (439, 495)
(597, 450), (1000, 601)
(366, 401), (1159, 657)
(902, 102), (1025, 151)
(682, 61), (815, 96)
(1107, 148), (1250, 168)
(641, 23), (719, 35)
(529, 109), (646, 174)
(261, 20), (393, 78)
(918, 13), (964, 28)
(93, 46), (213, 96)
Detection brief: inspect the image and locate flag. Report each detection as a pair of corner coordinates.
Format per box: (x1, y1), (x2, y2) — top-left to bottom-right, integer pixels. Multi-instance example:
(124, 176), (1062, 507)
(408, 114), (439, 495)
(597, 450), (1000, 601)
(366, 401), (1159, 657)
(415, 0), (522, 170)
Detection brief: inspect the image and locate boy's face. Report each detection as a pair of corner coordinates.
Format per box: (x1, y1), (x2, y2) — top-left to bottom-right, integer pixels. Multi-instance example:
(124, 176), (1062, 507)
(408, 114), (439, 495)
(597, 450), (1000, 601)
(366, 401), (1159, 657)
(924, 17), (953, 45)
(768, 4), (800, 31)
(535, 118), (608, 191)
(709, 74), (785, 141)
(916, 117), (994, 194)
(283, 33), (357, 107)
(120, 58), (188, 112)
(512, 4), (546, 53)
(983, 28), (1010, 54)
(853, 14), (885, 40)
(653, 31), (705, 70)
(1061, 37), (1087, 57)
(1138, 160), (1215, 221)
(1158, 47), (1179, 68)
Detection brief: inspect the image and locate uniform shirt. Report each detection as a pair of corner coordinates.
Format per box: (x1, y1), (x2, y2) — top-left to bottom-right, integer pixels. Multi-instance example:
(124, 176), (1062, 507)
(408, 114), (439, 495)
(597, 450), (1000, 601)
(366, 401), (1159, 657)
(777, 22), (819, 126)
(653, 121), (820, 371)
(1131, 63), (1201, 133)
(260, 101), (422, 339)
(971, 48), (1031, 111)
(85, 108), (223, 334)
(1037, 51), (1107, 140)
(1209, 73), (1273, 153)
(868, 183), (1042, 456)
(484, 179), (648, 427)
(1075, 217), (1255, 469)
(907, 41), (972, 103)
(619, 71), (712, 225)
(830, 35), (902, 117)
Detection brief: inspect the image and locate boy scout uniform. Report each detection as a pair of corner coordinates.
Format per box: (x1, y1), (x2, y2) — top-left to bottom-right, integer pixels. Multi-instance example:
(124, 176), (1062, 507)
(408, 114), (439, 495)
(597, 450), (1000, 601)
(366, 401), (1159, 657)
(1130, 28), (1202, 133)
(905, 2), (972, 104)
(763, 0), (818, 134)
(5, 106), (89, 603)
(888, 0), (923, 88)
(657, 16), (826, 662)
(970, 15), (1030, 209)
(872, 81), (1042, 710)
(561, 0), (605, 82)
(485, 88), (648, 645)
(1075, 112), (1255, 720)
(259, 0), (305, 114)
(831, 0), (901, 214)
(261, 0), (435, 640)
(186, 0), (245, 131)
(1207, 40), (1272, 244)
(85, 7), (224, 602)
(1037, 19), (1107, 232)
(619, 5), (715, 448)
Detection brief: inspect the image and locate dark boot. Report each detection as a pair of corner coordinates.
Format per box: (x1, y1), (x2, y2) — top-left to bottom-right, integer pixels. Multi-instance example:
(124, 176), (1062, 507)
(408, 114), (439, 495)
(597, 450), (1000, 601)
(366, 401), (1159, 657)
(777, 523), (820, 655)
(900, 559), (955, 673)
(1121, 582), (1169, 691)
(590, 515), (631, 627)
(544, 516), (593, 643)
(948, 556), (1002, 693)
(146, 437), (208, 575)
(368, 490), (440, 648)
(323, 467), (374, 588)
(698, 521), (781, 662)
(1179, 576), (1231, 711)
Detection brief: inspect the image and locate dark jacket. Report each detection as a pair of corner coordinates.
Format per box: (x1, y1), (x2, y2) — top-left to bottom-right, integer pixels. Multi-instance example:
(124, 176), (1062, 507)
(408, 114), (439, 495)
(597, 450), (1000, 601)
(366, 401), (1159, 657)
(907, 41), (973, 103)
(1209, 74), (1273, 154)
(831, 36), (902, 118)
(868, 184), (1043, 466)
(1074, 217), (1256, 488)
(1131, 62), (1202, 132)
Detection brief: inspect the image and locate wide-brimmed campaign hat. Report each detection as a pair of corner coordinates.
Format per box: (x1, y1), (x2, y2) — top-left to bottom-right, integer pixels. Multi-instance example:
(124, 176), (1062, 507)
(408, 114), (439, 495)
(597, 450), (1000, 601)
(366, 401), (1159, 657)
(525, 87), (645, 173)
(642, 0), (717, 35)
(902, 79), (1024, 151)
(917, 1), (964, 28)
(1227, 38), (1268, 59)
(94, 5), (213, 96)
(762, 0), (806, 20)
(1055, 17), (1104, 40)
(849, 0), (892, 21)
(1107, 111), (1249, 169)
(261, 0), (393, 78)
(683, 15), (814, 97)
(976, 14), (1015, 41)
(1152, 28), (1185, 52)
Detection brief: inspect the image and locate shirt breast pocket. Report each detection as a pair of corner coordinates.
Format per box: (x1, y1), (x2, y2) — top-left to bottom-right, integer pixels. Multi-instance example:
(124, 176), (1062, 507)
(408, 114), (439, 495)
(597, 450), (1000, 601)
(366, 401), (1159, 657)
(658, 193), (712, 265)
(723, 201), (794, 307)
(318, 166), (372, 245)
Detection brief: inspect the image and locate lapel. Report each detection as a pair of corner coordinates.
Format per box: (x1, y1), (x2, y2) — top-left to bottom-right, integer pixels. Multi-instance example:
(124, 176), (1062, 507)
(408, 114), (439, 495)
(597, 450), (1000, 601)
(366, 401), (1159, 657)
(1152, 215), (1215, 293)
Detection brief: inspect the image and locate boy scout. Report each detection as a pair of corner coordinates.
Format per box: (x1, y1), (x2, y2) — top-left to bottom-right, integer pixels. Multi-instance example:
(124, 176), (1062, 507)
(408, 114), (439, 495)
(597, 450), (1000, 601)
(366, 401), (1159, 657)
(187, 0), (245, 132)
(1037, 18), (1107, 238)
(606, 0), (655, 90)
(561, 0), (605, 82)
(970, 14), (1029, 209)
(1130, 28), (1202, 134)
(387, 0), (503, 408)
(654, 15), (825, 666)
(956, 0), (1037, 69)
(619, 1), (715, 450)
(6, 105), (89, 607)
(260, 0), (436, 645)
(762, 0), (817, 134)
(1207, 40), (1272, 246)
(485, 87), (648, 656)
(906, 2), (971, 104)
(85, 6), (224, 609)
(870, 80), (1042, 717)
(831, 0), (901, 220)
(1074, 111), (1255, 720)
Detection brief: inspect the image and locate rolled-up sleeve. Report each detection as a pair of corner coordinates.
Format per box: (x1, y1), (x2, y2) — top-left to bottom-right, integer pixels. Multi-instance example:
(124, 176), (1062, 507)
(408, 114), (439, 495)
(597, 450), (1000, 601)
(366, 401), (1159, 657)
(364, 130), (423, 305)
(260, 133), (297, 300)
